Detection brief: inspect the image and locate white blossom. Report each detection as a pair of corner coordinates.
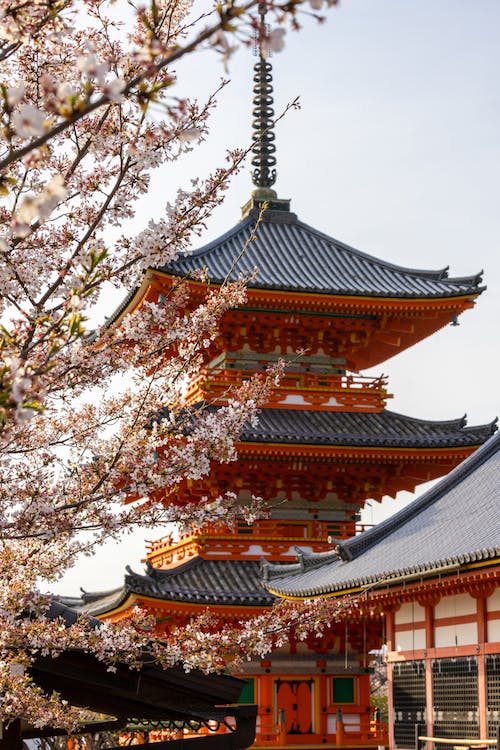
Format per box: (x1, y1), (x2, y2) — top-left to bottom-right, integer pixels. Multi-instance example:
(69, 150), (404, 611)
(262, 28), (286, 58)
(177, 127), (202, 143)
(102, 78), (126, 103)
(76, 53), (108, 85)
(6, 84), (25, 108)
(11, 104), (46, 138)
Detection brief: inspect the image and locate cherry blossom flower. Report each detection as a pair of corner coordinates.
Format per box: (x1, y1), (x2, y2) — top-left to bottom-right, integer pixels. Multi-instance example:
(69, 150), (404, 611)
(11, 103), (46, 138)
(6, 84), (25, 107)
(177, 127), (202, 143)
(262, 27), (286, 58)
(76, 52), (109, 85)
(102, 77), (126, 103)
(0, 0), (339, 731)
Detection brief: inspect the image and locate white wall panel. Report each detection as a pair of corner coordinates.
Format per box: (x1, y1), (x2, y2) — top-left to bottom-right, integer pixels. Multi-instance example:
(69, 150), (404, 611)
(435, 622), (476, 647)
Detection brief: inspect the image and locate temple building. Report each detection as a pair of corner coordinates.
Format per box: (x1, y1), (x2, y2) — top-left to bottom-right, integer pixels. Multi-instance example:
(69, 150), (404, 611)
(263, 430), (500, 749)
(69, 15), (496, 750)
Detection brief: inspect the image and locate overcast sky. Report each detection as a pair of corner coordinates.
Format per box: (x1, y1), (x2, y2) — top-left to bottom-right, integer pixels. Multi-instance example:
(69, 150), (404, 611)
(55, 0), (500, 595)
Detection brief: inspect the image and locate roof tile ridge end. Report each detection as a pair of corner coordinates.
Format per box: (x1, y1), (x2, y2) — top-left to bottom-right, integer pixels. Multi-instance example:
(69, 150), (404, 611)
(147, 556), (203, 579)
(348, 430), (500, 558)
(260, 557), (308, 582)
(462, 416), (498, 435)
(294, 546), (340, 569)
(291, 218), (475, 280)
(383, 409), (467, 428)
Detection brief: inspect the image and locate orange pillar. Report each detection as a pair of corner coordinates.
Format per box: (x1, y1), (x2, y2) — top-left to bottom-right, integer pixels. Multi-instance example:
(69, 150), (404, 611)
(475, 590), (489, 739)
(259, 667), (274, 742)
(336, 708), (345, 746)
(386, 608), (396, 750)
(424, 604), (435, 739)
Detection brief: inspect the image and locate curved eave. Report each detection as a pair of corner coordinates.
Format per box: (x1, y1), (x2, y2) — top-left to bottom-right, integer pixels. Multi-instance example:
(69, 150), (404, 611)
(160, 211), (485, 299)
(81, 589), (138, 619)
(105, 271), (482, 371)
(95, 592), (271, 620)
(233, 445), (483, 465)
(267, 555), (500, 600)
(108, 270), (157, 327)
(134, 268), (482, 312)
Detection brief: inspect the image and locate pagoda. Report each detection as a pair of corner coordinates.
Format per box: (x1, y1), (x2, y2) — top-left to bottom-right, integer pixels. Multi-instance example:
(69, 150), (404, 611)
(73, 16), (496, 750)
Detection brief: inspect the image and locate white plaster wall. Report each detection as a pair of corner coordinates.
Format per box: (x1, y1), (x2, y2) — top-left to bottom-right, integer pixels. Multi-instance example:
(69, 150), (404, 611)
(395, 628), (425, 652)
(241, 545), (265, 556)
(434, 622), (477, 647)
(395, 602), (425, 625)
(279, 394), (307, 405)
(327, 716), (337, 733)
(325, 397), (340, 406)
(344, 714), (361, 732)
(488, 618), (500, 642)
(434, 592), (476, 618)
(487, 587), (500, 613)
(326, 715), (361, 732)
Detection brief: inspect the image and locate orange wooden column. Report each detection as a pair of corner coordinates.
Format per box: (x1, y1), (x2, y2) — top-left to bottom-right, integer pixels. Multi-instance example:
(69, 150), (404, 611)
(424, 601), (436, 739)
(258, 664), (274, 741)
(385, 607), (396, 750)
(474, 586), (494, 739)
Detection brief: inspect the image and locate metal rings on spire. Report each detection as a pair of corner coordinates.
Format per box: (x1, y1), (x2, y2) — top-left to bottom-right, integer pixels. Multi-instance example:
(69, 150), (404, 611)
(251, 7), (277, 189)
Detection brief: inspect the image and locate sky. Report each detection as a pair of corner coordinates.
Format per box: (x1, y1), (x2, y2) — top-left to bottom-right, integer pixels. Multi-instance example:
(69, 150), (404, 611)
(55, 0), (500, 595)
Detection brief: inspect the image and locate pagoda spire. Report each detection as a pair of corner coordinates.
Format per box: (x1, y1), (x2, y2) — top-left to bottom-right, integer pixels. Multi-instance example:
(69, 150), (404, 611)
(251, 3), (278, 198)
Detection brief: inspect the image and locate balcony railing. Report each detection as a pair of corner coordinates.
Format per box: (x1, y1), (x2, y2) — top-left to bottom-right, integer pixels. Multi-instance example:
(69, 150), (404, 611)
(145, 518), (366, 557)
(185, 367), (390, 411)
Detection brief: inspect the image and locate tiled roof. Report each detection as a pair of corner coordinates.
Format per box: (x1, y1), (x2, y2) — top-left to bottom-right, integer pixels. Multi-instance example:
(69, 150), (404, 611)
(237, 408), (496, 449)
(264, 431), (500, 597)
(67, 558), (275, 617)
(37, 603), (249, 728)
(161, 203), (484, 299)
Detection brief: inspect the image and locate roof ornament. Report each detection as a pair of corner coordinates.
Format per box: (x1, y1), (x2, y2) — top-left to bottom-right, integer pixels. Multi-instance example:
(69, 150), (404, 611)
(251, 2), (278, 199)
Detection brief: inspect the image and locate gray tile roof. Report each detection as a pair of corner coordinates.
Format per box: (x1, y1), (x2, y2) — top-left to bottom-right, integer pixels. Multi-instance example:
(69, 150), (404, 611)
(238, 408), (496, 448)
(263, 430), (500, 597)
(161, 204), (484, 299)
(66, 558), (275, 617)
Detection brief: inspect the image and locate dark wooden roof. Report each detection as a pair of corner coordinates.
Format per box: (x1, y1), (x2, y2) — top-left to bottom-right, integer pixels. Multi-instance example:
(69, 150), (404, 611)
(65, 559), (275, 617)
(226, 406), (497, 449)
(161, 201), (484, 299)
(36, 603), (245, 716)
(263, 431), (500, 597)
(15, 602), (256, 750)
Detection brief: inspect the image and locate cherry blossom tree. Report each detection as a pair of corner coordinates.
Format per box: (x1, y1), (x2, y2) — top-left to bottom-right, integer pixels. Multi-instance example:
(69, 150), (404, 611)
(0, 0), (343, 731)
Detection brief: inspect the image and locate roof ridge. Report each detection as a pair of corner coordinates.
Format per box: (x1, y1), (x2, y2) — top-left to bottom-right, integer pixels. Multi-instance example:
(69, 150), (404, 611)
(381, 409), (468, 427)
(165, 214), (255, 263)
(261, 548), (340, 582)
(345, 428), (500, 559)
(289, 215), (484, 286)
(144, 556), (202, 579)
(79, 586), (123, 603)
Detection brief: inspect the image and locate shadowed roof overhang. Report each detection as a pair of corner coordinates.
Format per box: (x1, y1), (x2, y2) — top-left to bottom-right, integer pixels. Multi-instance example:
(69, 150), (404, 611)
(109, 268), (482, 372)
(19, 602), (257, 750)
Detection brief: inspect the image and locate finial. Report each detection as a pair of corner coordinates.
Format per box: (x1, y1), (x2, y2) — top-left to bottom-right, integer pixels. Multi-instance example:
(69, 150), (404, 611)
(251, 3), (277, 193)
